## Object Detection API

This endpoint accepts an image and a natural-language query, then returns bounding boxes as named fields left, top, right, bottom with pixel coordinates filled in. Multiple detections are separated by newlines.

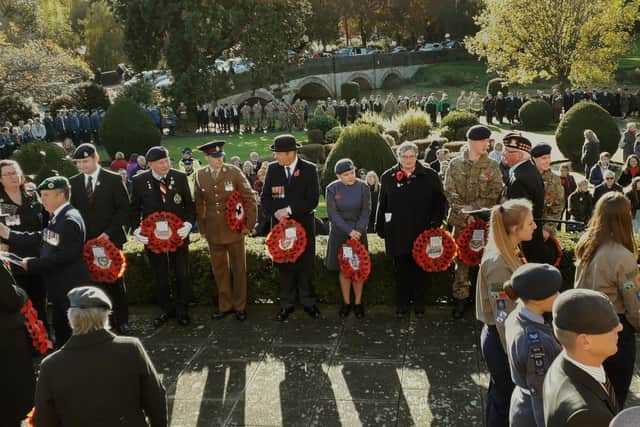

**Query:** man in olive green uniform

left=240, top=102, right=252, bottom=133
left=195, top=140, right=257, bottom=321
left=383, top=94, right=396, bottom=120
left=264, top=101, right=275, bottom=131
left=531, top=143, right=565, bottom=237
left=278, top=99, right=289, bottom=131
left=252, top=102, right=263, bottom=133
left=445, top=125, right=504, bottom=319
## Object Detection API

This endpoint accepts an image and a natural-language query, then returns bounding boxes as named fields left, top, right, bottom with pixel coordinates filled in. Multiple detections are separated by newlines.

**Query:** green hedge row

left=122, top=233, right=580, bottom=306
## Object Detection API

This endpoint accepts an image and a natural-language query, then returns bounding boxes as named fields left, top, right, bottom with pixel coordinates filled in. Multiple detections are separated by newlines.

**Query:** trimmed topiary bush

left=48, top=95, right=79, bottom=115
left=321, top=124, right=397, bottom=189
left=0, top=94, right=34, bottom=122
left=439, top=111, right=479, bottom=141
left=556, top=101, right=620, bottom=163
left=100, top=97, right=161, bottom=159
left=118, top=79, right=160, bottom=107
left=398, top=110, right=431, bottom=142
left=11, top=141, right=77, bottom=184
left=72, top=83, right=111, bottom=111
left=324, top=126, right=343, bottom=145
left=353, top=111, right=385, bottom=134
left=519, top=99, right=553, bottom=130
left=340, top=81, right=360, bottom=101
left=486, top=78, right=509, bottom=96
left=382, top=133, right=396, bottom=147
left=306, top=114, right=340, bottom=136
left=298, top=143, right=326, bottom=164
left=306, top=128, right=324, bottom=145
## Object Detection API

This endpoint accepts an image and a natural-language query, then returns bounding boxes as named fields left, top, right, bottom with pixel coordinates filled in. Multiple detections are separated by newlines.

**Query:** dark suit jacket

left=593, top=182, right=623, bottom=204
left=260, top=158, right=320, bottom=269
left=9, top=204, right=89, bottom=298
left=543, top=356, right=617, bottom=427
left=34, top=329, right=167, bottom=427
left=70, top=168, right=130, bottom=248
left=129, top=169, right=196, bottom=231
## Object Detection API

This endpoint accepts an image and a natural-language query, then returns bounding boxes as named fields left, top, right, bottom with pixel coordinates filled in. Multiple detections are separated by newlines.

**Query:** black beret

left=181, top=147, right=192, bottom=154
left=72, top=143, right=97, bottom=159
left=270, top=134, right=301, bottom=152
left=334, top=158, right=355, bottom=175
left=502, top=133, right=532, bottom=153
left=197, top=140, right=225, bottom=158
left=37, top=176, right=69, bottom=192
left=145, top=146, right=169, bottom=162
left=67, top=286, right=112, bottom=310
left=530, top=143, right=552, bottom=158
left=466, top=125, right=492, bottom=141
left=553, top=289, right=620, bottom=334
left=511, top=263, right=561, bottom=300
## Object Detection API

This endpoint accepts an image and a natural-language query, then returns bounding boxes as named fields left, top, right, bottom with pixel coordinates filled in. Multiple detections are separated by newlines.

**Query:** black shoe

left=353, top=304, right=365, bottom=319
left=396, top=309, right=408, bottom=319
left=211, top=309, right=234, bottom=320
left=303, top=305, right=321, bottom=319
left=153, top=313, right=171, bottom=328
left=452, top=298, right=467, bottom=320
left=414, top=309, right=425, bottom=319
left=338, top=304, right=352, bottom=318
left=118, top=323, right=131, bottom=335
left=235, top=310, right=247, bottom=321
left=276, top=307, right=294, bottom=321
left=177, top=313, right=191, bottom=326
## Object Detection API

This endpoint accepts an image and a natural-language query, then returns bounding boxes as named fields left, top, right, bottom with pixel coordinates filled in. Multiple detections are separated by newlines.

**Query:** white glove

left=177, top=222, right=192, bottom=239
left=133, top=227, right=149, bottom=245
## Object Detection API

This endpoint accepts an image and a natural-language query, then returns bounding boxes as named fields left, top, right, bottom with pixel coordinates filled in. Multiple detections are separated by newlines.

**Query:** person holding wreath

left=375, top=141, right=447, bottom=319
left=325, top=158, right=371, bottom=319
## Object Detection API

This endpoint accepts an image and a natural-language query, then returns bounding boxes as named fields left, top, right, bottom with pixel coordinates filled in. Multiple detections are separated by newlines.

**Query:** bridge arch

left=380, top=69, right=403, bottom=89
left=348, top=72, right=374, bottom=91
left=233, top=89, right=275, bottom=105
left=294, top=76, right=335, bottom=100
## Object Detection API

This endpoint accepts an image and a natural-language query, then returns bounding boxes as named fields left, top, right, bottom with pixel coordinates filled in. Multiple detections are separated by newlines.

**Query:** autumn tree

left=81, top=0, right=127, bottom=71
left=466, top=0, right=640, bottom=87
left=305, top=0, right=341, bottom=48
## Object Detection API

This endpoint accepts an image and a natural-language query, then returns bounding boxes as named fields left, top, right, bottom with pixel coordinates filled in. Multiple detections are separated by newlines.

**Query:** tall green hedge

left=398, top=110, right=431, bottom=141
left=439, top=111, right=479, bottom=140
left=519, top=99, right=553, bottom=130
left=0, top=94, right=34, bottom=122
left=11, top=141, right=77, bottom=183
left=306, top=114, right=340, bottom=136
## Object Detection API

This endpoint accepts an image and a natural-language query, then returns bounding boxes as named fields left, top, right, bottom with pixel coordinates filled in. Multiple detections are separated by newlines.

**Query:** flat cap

left=270, top=134, right=301, bottom=152
left=334, top=158, right=355, bottom=175
left=145, top=146, right=169, bottom=162
left=466, top=125, right=492, bottom=141
left=197, top=140, right=225, bottom=158
left=530, top=143, right=552, bottom=158
left=67, top=286, right=112, bottom=310
left=502, top=133, right=532, bottom=153
left=553, top=289, right=620, bottom=334
left=72, top=143, right=97, bottom=159
left=511, top=263, right=561, bottom=300
left=37, top=176, right=69, bottom=192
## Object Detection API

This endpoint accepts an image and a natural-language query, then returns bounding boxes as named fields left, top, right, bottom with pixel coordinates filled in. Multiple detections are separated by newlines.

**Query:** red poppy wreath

left=20, top=299, right=52, bottom=355
left=412, top=228, right=457, bottom=272
left=266, top=218, right=307, bottom=263
left=83, top=237, right=127, bottom=283
left=456, top=220, right=489, bottom=266
left=338, top=238, right=371, bottom=283
left=140, top=211, right=185, bottom=254
left=226, top=190, right=248, bottom=233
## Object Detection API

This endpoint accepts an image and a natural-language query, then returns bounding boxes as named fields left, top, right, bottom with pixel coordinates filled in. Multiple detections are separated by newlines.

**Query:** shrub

left=353, top=111, right=385, bottom=134
left=439, top=111, right=479, bottom=140
left=384, top=129, right=400, bottom=142
left=340, top=81, right=360, bottom=101
left=118, top=79, right=160, bottom=106
left=324, top=126, right=343, bottom=145
left=382, top=133, right=396, bottom=147
left=298, top=143, right=326, bottom=164
left=486, top=78, right=509, bottom=96
left=519, top=99, right=553, bottom=130
left=48, top=95, right=79, bottom=115
left=444, top=141, right=467, bottom=153
left=306, top=128, right=324, bottom=145
left=556, top=101, right=620, bottom=163
left=398, top=109, right=431, bottom=141
left=306, top=114, right=340, bottom=136
left=321, top=124, right=397, bottom=189
left=100, top=97, right=161, bottom=159
left=72, top=83, right=111, bottom=111
left=0, top=95, right=35, bottom=122
left=11, top=141, right=77, bottom=184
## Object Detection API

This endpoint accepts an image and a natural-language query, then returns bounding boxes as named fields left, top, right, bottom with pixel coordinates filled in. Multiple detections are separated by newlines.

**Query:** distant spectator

left=126, top=153, right=139, bottom=177
left=429, top=148, right=450, bottom=174
left=625, top=176, right=640, bottom=233
left=617, top=154, right=640, bottom=187
left=581, top=129, right=600, bottom=177
left=621, top=122, right=636, bottom=161
left=588, top=151, right=612, bottom=187
left=110, top=151, right=128, bottom=172
left=559, top=163, right=577, bottom=220
left=230, top=156, right=241, bottom=168
left=423, top=140, right=440, bottom=164
left=568, top=179, right=593, bottom=230
left=366, top=170, right=380, bottom=233
left=593, top=170, right=623, bottom=203
left=249, top=151, right=260, bottom=173
left=242, top=160, right=256, bottom=186
left=488, top=141, right=503, bottom=162
left=31, top=118, right=47, bottom=141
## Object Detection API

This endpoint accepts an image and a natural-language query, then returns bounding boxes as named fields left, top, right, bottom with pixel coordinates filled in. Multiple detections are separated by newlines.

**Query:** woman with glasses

left=593, top=170, right=623, bottom=204
left=0, top=160, right=47, bottom=323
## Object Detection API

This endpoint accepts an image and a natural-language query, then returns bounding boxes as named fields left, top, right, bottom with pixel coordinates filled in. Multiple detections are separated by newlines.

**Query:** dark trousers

left=604, top=315, right=636, bottom=408
left=96, top=278, right=129, bottom=328
left=146, top=245, right=191, bottom=315
left=50, top=291, right=72, bottom=348
left=393, top=254, right=427, bottom=311
left=277, top=263, right=315, bottom=309
left=14, top=272, right=47, bottom=325
left=481, top=324, right=514, bottom=427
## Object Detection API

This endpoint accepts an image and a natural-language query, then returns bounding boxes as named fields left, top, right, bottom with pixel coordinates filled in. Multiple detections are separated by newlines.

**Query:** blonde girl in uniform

left=476, top=198, right=537, bottom=427
left=574, top=191, right=640, bottom=408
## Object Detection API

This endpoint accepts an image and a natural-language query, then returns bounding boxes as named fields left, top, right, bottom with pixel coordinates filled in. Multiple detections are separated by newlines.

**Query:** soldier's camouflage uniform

left=541, top=169, right=565, bottom=236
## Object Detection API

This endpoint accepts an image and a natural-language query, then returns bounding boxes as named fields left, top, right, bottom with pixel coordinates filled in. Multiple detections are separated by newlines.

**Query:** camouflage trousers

left=452, top=226, right=471, bottom=300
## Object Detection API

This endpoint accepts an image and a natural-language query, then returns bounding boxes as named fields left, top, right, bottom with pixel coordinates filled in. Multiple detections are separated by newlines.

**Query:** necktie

left=604, top=377, right=619, bottom=412
left=286, top=166, right=292, bottom=183
left=158, top=177, right=167, bottom=203
left=86, top=176, right=93, bottom=200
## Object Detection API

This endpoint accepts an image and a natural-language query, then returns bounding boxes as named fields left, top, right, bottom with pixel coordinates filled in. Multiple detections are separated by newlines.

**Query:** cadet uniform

left=195, top=141, right=257, bottom=320
left=574, top=240, right=640, bottom=408
left=445, top=126, right=503, bottom=313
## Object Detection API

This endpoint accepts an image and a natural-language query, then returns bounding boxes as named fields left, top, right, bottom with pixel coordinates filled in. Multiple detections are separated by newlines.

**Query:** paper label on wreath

left=342, top=245, right=353, bottom=259
left=348, top=254, right=360, bottom=270
left=279, top=226, right=297, bottom=250
left=234, top=203, right=244, bottom=220
left=154, top=220, right=171, bottom=240
left=427, top=236, right=443, bottom=259
left=470, top=229, right=485, bottom=252
left=92, top=245, right=112, bottom=269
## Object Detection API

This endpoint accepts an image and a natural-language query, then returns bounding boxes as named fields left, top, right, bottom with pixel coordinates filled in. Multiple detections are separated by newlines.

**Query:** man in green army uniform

left=264, top=101, right=275, bottom=131
left=456, top=90, right=469, bottom=112
left=444, top=125, right=504, bottom=319
left=314, top=100, right=326, bottom=117
left=383, top=94, right=396, bottom=120
left=278, top=99, right=289, bottom=131
left=252, top=102, right=263, bottom=133
left=240, top=102, right=252, bottom=133
left=326, top=99, right=336, bottom=119
left=531, top=143, right=565, bottom=237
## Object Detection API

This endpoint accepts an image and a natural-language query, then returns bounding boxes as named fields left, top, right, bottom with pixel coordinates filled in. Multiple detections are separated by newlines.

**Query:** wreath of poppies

left=83, top=237, right=127, bottom=283
left=225, top=190, right=248, bottom=233
left=412, top=228, right=457, bottom=272
left=140, top=211, right=185, bottom=254
left=456, top=220, right=489, bottom=266
left=265, top=218, right=307, bottom=263
left=20, top=300, right=52, bottom=355
left=338, top=239, right=371, bottom=283
left=546, top=235, right=563, bottom=267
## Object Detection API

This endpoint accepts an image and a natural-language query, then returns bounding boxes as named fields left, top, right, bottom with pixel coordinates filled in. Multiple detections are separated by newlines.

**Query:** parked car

left=335, top=47, right=371, bottom=56
left=418, top=43, right=444, bottom=52
left=390, top=46, right=407, bottom=54
left=442, top=40, right=463, bottom=49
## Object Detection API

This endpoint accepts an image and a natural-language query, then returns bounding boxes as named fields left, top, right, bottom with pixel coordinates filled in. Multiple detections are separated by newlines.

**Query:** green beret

left=37, top=176, right=70, bottom=192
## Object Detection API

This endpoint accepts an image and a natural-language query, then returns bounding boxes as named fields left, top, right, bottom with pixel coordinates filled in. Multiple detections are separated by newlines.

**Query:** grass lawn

left=618, top=38, right=640, bottom=72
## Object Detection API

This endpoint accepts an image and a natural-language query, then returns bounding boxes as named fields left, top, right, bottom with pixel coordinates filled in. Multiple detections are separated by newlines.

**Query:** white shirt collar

left=84, top=166, right=101, bottom=187
left=52, top=202, right=71, bottom=219
left=563, top=351, right=607, bottom=385
left=284, top=156, right=298, bottom=174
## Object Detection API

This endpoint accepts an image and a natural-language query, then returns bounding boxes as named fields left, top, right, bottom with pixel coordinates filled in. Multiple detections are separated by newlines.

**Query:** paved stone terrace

left=128, top=305, right=640, bottom=427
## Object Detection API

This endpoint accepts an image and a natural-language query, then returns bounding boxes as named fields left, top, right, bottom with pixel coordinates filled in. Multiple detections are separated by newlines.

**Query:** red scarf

left=630, top=166, right=640, bottom=177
